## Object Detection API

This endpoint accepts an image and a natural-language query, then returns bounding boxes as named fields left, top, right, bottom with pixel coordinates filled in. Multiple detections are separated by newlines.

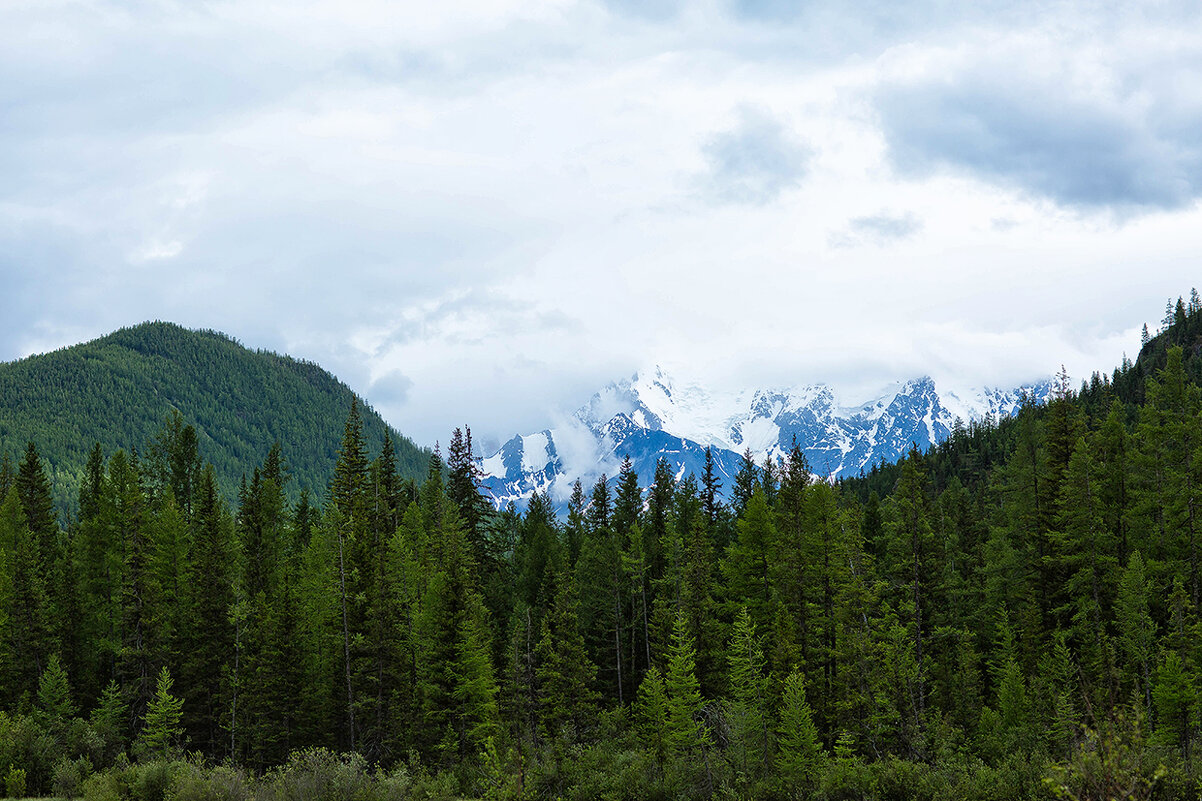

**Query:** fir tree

left=138, top=666, right=184, bottom=759
left=701, top=446, right=726, bottom=546
left=34, top=653, right=75, bottom=736
left=636, top=667, right=669, bottom=772
left=664, top=610, right=710, bottom=755
left=179, top=466, right=235, bottom=756
left=776, top=670, right=822, bottom=798
left=723, top=489, right=776, bottom=633
left=1115, top=551, right=1156, bottom=712
left=731, top=448, right=759, bottom=520
left=3, top=486, right=50, bottom=699
left=535, top=570, right=597, bottom=741
left=447, top=426, right=491, bottom=565
left=725, top=607, right=770, bottom=783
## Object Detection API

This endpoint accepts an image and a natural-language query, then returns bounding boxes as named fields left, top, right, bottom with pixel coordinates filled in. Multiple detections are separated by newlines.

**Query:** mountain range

left=479, top=367, right=1052, bottom=510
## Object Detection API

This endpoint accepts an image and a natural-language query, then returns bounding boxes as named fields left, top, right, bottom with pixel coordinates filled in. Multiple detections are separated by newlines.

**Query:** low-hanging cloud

left=699, top=108, right=811, bottom=205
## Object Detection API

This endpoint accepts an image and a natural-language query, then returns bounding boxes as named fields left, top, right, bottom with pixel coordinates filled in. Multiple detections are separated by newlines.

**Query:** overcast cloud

left=2, top=0, right=1201, bottom=448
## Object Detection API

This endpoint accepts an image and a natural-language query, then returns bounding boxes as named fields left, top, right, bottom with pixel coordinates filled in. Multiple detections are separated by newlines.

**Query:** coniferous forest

left=6, top=296, right=1202, bottom=800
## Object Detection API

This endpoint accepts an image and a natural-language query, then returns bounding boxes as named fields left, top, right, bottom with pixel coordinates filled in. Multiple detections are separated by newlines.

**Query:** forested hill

left=0, top=321, right=428, bottom=513
left=843, top=291, right=1202, bottom=502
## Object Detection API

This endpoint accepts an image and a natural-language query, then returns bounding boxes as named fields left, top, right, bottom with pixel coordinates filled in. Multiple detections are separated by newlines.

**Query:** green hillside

left=0, top=321, right=428, bottom=514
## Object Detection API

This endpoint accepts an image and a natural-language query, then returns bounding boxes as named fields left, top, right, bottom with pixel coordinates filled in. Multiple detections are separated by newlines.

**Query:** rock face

left=480, top=366, right=1051, bottom=512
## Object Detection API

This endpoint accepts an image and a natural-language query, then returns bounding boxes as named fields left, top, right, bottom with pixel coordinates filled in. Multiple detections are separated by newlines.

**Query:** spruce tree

left=776, top=670, right=822, bottom=798
left=722, top=488, right=776, bottom=633
left=3, top=486, right=49, bottom=700
left=664, top=610, right=710, bottom=755
left=34, top=653, right=75, bottom=736
left=16, top=442, right=57, bottom=559
left=701, top=446, right=727, bottom=547
left=731, top=448, right=759, bottom=520
left=1115, top=551, right=1156, bottom=711
left=138, top=666, right=184, bottom=759
left=180, top=466, right=235, bottom=757
left=636, top=667, right=669, bottom=772
left=535, top=570, right=597, bottom=741
left=447, top=426, right=491, bottom=565
left=725, top=607, right=770, bottom=783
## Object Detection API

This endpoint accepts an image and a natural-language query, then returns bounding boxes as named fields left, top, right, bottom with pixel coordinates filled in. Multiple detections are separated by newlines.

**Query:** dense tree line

left=5, top=298, right=1202, bottom=799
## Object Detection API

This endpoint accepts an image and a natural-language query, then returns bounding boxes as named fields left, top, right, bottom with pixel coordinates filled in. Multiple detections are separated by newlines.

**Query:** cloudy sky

left=4, top=0, right=1202, bottom=451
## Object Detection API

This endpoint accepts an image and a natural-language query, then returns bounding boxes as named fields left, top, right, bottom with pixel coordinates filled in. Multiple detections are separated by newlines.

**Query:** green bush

left=260, top=747, right=385, bottom=801
left=0, top=712, right=54, bottom=794
left=82, top=758, right=188, bottom=801
left=5, top=764, right=27, bottom=798
left=167, top=763, right=253, bottom=801
left=53, top=755, right=94, bottom=799
left=398, top=767, right=456, bottom=800
left=567, top=744, right=668, bottom=801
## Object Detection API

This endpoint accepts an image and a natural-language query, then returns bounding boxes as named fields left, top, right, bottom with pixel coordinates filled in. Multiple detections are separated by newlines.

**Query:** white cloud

left=2, top=0, right=1200, bottom=448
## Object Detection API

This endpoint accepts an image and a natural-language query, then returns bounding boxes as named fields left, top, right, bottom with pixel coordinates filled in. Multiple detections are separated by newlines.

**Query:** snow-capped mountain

left=479, top=367, right=1051, bottom=511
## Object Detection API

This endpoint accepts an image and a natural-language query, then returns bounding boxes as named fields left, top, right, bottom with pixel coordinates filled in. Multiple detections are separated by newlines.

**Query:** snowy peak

left=480, top=369, right=1051, bottom=511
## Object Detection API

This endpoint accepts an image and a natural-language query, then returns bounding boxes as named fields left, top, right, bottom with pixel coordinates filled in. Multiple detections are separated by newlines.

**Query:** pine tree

left=723, top=488, right=776, bottom=633
left=3, top=486, right=50, bottom=700
left=664, top=610, right=710, bottom=755
left=179, top=466, right=235, bottom=757
left=91, top=679, right=129, bottom=761
left=884, top=448, right=933, bottom=724
left=447, top=426, right=491, bottom=566
left=34, top=653, right=75, bottom=737
left=731, top=448, right=759, bottom=520
left=1115, top=551, right=1156, bottom=711
left=137, top=666, right=184, bottom=759
left=725, top=607, right=770, bottom=783
left=776, top=670, right=822, bottom=798
left=636, top=667, right=669, bottom=772
left=535, top=570, right=597, bottom=741
left=701, top=446, right=727, bottom=547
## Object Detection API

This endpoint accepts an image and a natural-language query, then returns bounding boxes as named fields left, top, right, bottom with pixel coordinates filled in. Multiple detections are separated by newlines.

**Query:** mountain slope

left=0, top=321, right=428, bottom=512
left=481, top=368, right=1051, bottom=510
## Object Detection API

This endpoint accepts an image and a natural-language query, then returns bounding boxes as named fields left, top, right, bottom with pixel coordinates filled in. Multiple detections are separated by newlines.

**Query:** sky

left=3, top=0, right=1202, bottom=452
